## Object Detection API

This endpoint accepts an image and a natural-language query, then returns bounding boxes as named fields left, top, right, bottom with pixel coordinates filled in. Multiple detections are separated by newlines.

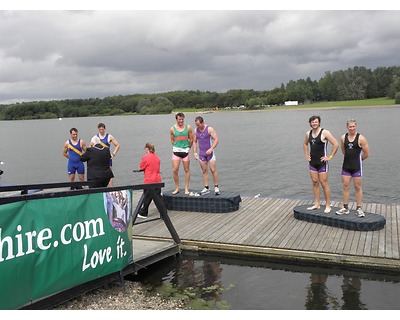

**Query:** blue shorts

left=68, top=161, right=85, bottom=175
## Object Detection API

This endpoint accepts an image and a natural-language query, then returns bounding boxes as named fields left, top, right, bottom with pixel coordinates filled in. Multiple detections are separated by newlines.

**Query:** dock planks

left=132, top=196, right=400, bottom=272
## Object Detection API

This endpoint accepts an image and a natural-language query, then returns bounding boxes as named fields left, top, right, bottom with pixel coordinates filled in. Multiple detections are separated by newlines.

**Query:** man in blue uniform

left=63, top=128, right=87, bottom=188
left=91, top=123, right=120, bottom=186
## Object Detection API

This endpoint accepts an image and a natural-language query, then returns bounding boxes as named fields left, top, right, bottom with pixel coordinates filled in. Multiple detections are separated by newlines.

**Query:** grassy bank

left=174, top=97, right=397, bottom=114
left=297, top=97, right=396, bottom=108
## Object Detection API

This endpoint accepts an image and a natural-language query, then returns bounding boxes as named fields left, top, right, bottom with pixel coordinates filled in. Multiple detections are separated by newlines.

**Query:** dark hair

left=70, top=127, right=78, bottom=134
left=97, top=123, right=106, bottom=129
left=308, top=115, right=321, bottom=124
left=175, top=112, right=185, bottom=119
left=195, top=116, right=204, bottom=123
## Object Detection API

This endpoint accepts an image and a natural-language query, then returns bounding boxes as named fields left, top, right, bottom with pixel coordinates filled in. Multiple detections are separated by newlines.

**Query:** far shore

left=182, top=103, right=400, bottom=114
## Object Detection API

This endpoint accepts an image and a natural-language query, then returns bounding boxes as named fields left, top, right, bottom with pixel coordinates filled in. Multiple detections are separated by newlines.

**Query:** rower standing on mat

left=170, top=112, right=193, bottom=195
left=192, top=116, right=220, bottom=195
left=336, top=119, right=370, bottom=217
left=303, top=115, right=338, bottom=213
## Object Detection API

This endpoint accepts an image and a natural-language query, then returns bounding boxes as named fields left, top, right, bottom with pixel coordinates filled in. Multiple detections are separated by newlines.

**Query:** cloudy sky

left=0, top=4, right=399, bottom=104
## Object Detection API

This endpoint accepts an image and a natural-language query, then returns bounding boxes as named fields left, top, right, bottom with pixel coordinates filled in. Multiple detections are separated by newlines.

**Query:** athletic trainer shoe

left=336, top=207, right=350, bottom=215
left=201, top=188, right=210, bottom=195
left=356, top=208, right=365, bottom=218
left=214, top=187, right=220, bottom=195
left=137, top=214, right=148, bottom=219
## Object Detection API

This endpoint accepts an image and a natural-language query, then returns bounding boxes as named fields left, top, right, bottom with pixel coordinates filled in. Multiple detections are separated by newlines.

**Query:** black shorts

left=173, top=151, right=189, bottom=159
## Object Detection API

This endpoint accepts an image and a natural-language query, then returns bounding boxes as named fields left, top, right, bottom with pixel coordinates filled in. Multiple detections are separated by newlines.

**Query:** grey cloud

left=1, top=10, right=400, bottom=103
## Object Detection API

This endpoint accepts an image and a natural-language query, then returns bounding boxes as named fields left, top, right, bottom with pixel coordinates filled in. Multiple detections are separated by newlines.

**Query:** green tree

left=387, top=75, right=400, bottom=99
left=395, top=92, right=400, bottom=104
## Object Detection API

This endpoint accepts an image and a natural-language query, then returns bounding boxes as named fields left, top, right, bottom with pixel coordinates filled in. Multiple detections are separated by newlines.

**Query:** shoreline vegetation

left=2, top=65, right=400, bottom=120
left=0, top=97, right=397, bottom=121
left=183, top=97, right=398, bottom=114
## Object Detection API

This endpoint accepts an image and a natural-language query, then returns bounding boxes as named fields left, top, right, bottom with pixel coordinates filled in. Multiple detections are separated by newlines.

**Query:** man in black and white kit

left=303, top=115, right=339, bottom=214
left=336, top=119, right=369, bottom=217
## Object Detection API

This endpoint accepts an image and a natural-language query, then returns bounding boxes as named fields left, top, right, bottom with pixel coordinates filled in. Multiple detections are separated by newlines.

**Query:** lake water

left=1, top=106, right=399, bottom=204
left=138, top=252, right=400, bottom=310
left=1, top=106, right=400, bottom=309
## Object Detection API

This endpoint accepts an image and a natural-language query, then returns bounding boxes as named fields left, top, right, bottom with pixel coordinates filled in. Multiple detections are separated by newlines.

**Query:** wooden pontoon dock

left=2, top=182, right=397, bottom=309
left=133, top=196, right=400, bottom=273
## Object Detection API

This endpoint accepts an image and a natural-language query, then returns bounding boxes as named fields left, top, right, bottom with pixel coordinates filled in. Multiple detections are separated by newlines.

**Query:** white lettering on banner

left=37, top=228, right=52, bottom=250
left=60, top=218, right=105, bottom=245
left=82, top=244, right=112, bottom=271
left=15, top=225, right=25, bottom=257
left=0, top=218, right=106, bottom=264
left=81, top=236, right=129, bottom=271
left=0, top=225, right=39, bottom=262
left=116, top=236, right=127, bottom=259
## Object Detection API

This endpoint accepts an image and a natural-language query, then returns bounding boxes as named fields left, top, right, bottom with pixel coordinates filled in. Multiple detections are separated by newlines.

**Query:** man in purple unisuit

left=192, top=116, right=220, bottom=195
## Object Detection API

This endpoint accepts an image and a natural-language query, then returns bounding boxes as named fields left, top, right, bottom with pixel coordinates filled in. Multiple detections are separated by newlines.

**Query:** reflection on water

left=306, top=273, right=331, bottom=310
left=305, top=274, right=366, bottom=310
left=341, top=276, right=366, bottom=310
left=135, top=252, right=400, bottom=310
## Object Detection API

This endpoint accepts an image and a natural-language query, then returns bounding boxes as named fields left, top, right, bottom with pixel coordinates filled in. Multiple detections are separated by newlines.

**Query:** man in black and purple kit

left=336, top=119, right=369, bottom=217
left=303, top=115, right=338, bottom=213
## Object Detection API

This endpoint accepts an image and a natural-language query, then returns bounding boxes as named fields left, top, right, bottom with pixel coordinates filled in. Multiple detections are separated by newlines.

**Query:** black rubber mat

left=293, top=204, right=386, bottom=231
left=163, top=190, right=242, bottom=213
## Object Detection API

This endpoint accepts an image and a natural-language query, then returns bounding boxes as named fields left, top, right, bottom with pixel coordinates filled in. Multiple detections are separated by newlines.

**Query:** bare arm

left=322, top=129, right=339, bottom=161
left=187, top=125, right=193, bottom=148
left=192, top=128, right=198, bottom=158
left=81, top=139, right=87, bottom=153
left=109, top=134, right=120, bottom=157
left=170, top=126, right=175, bottom=145
left=207, top=126, right=219, bottom=154
left=340, top=135, right=345, bottom=155
left=63, top=141, right=69, bottom=158
left=303, top=132, right=310, bottom=161
left=359, top=135, right=369, bottom=160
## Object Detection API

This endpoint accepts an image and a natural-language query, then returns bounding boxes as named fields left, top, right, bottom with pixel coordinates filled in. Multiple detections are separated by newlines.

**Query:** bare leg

left=307, top=170, right=321, bottom=210
left=199, top=161, right=209, bottom=187
left=319, top=172, right=331, bottom=213
left=341, top=175, right=352, bottom=205
left=209, top=160, right=218, bottom=187
left=353, top=177, right=363, bottom=206
left=182, top=160, right=190, bottom=194
left=77, top=173, right=85, bottom=188
left=172, top=159, right=181, bottom=194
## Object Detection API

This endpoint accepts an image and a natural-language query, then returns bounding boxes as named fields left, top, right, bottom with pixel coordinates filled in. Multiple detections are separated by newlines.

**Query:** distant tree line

left=1, top=65, right=400, bottom=120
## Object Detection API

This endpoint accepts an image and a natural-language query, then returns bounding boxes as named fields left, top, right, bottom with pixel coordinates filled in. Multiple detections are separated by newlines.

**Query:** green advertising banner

left=0, top=190, right=133, bottom=310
